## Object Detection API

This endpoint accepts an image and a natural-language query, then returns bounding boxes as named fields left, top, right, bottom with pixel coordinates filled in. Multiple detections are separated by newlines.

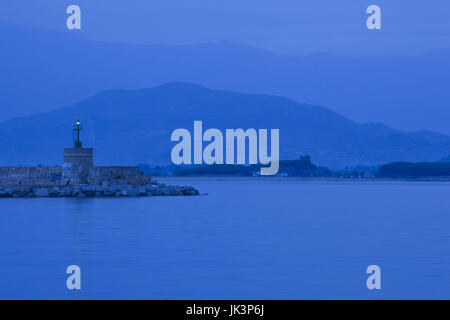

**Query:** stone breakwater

left=0, top=182, right=200, bottom=198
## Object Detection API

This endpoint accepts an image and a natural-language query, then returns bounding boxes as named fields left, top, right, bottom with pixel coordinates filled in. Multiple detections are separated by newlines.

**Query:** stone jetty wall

left=0, top=167, right=63, bottom=186
left=88, top=167, right=151, bottom=185
left=0, top=166, right=200, bottom=198
left=0, top=166, right=151, bottom=187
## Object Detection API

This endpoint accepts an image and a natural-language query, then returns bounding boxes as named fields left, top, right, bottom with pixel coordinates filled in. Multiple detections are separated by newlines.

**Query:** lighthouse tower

left=62, top=120, right=93, bottom=184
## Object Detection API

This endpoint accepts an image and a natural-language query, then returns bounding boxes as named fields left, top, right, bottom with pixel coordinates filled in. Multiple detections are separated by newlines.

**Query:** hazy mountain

left=1, top=21, right=450, bottom=134
left=0, top=82, right=449, bottom=169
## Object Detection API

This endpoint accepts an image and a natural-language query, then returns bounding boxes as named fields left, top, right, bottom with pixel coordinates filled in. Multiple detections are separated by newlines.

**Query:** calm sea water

left=0, top=179, right=449, bottom=299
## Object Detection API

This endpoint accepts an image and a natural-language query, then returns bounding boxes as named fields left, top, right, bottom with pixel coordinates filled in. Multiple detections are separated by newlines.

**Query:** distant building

left=362, top=172, right=375, bottom=178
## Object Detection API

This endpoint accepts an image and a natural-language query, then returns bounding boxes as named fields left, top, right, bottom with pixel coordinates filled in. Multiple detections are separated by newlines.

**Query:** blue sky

left=1, top=0, right=449, bottom=57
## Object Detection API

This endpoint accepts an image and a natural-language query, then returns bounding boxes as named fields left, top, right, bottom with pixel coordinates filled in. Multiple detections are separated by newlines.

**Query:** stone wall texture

left=0, top=167, right=63, bottom=186
left=63, top=148, right=94, bottom=169
left=88, top=166, right=151, bottom=186
left=0, top=166, right=151, bottom=186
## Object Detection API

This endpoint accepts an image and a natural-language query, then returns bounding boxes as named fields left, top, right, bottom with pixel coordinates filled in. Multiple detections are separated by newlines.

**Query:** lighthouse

left=63, top=120, right=94, bottom=184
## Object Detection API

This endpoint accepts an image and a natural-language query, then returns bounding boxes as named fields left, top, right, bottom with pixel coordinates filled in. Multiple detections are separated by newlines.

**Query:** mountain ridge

left=0, top=82, right=449, bottom=169
left=1, top=21, right=450, bottom=133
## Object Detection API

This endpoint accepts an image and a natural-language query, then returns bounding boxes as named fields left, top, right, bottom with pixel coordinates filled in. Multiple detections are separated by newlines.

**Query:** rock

left=61, top=187, right=73, bottom=197
left=103, top=189, right=114, bottom=197
left=101, top=181, right=110, bottom=187
left=149, top=186, right=164, bottom=196
left=103, top=185, right=116, bottom=197
left=12, top=192, right=22, bottom=198
left=137, top=186, right=149, bottom=196
left=93, top=186, right=105, bottom=197
left=34, top=188, right=49, bottom=197
left=181, top=186, right=200, bottom=196
left=71, top=186, right=79, bottom=196
left=4, top=188, right=14, bottom=197
left=165, top=186, right=182, bottom=196
left=126, top=187, right=139, bottom=197
left=49, top=187, right=61, bottom=197
left=80, top=185, right=96, bottom=196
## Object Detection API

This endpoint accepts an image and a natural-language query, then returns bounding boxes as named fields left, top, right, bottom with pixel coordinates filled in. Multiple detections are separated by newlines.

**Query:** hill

left=1, top=21, right=450, bottom=133
left=0, top=82, right=449, bottom=169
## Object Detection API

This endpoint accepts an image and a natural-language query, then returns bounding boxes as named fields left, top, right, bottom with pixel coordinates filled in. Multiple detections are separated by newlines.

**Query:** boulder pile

left=0, top=182, right=200, bottom=198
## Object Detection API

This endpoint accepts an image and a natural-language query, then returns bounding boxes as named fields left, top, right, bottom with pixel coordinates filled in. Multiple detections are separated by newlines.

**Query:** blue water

left=0, top=179, right=449, bottom=299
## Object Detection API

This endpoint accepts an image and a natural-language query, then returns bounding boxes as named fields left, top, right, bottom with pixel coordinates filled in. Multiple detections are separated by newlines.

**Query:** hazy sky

left=1, top=0, right=449, bottom=57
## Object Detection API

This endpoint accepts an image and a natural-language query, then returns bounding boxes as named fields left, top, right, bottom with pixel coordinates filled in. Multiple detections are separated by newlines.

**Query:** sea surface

left=0, top=178, right=449, bottom=299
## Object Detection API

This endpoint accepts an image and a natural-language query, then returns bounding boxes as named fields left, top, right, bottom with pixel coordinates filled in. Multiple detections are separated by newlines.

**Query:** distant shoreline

left=155, top=176, right=450, bottom=183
